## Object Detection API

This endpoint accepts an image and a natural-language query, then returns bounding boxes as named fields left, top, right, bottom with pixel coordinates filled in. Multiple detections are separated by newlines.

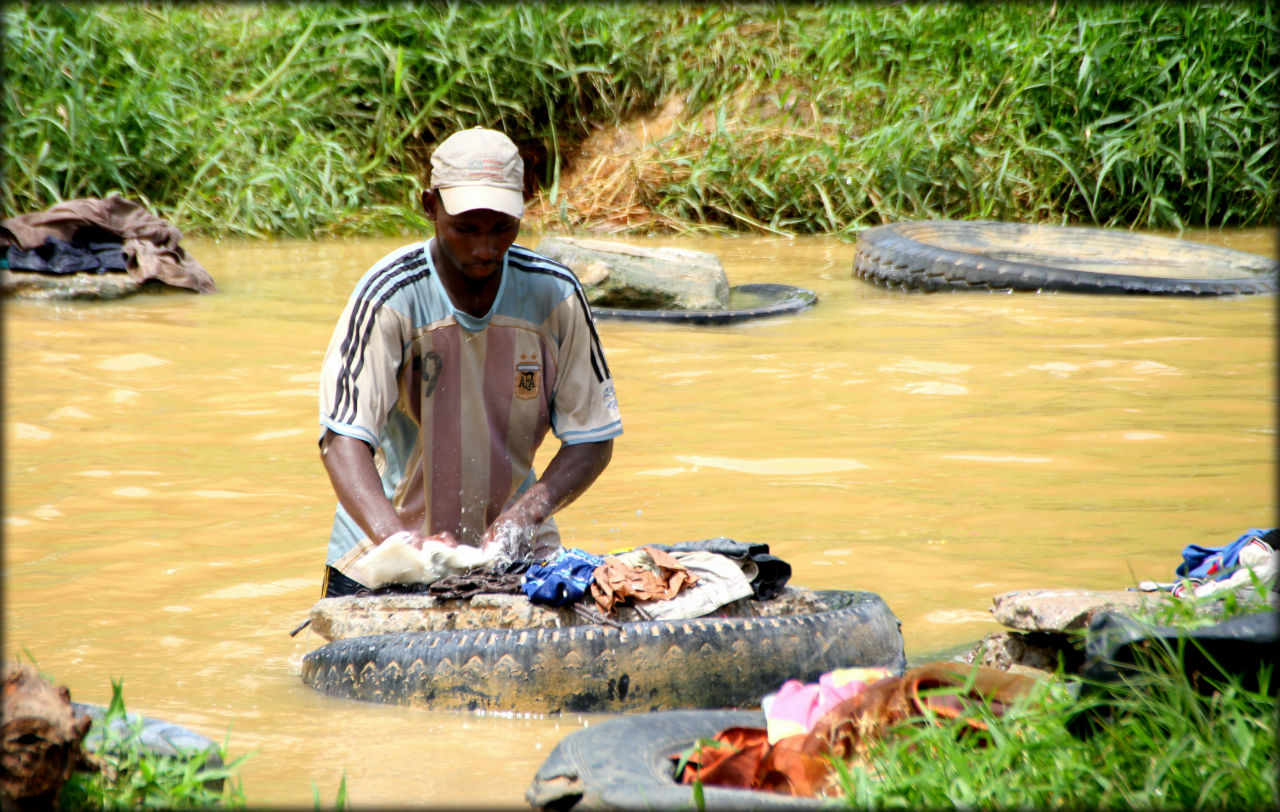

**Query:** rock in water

left=990, top=589, right=1161, bottom=632
left=536, top=236, right=730, bottom=311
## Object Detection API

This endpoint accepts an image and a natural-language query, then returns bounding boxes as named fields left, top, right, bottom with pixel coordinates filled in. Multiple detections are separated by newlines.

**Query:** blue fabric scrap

left=522, top=547, right=604, bottom=606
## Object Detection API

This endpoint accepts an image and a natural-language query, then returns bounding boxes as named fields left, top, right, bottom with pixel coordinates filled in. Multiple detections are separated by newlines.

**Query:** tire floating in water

left=526, top=709, right=824, bottom=811
left=71, top=701, right=225, bottom=791
left=591, top=283, right=818, bottom=323
left=71, top=702, right=224, bottom=766
left=301, top=589, right=905, bottom=713
left=852, top=220, right=1279, bottom=295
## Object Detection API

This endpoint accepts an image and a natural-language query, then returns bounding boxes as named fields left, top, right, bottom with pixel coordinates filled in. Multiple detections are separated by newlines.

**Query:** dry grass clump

left=533, top=78, right=855, bottom=235
left=527, top=94, right=689, bottom=233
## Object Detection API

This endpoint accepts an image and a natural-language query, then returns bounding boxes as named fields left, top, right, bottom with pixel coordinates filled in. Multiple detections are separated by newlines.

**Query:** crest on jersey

left=515, top=353, right=540, bottom=400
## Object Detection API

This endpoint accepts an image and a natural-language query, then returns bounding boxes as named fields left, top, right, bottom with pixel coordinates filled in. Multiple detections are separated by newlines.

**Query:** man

left=317, top=127, right=622, bottom=597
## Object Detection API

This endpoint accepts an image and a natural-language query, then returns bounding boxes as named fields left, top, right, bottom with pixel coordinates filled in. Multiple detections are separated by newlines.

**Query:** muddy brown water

left=4, top=228, right=1275, bottom=807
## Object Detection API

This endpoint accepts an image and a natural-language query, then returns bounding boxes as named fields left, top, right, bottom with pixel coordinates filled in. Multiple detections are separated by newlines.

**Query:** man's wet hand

left=481, top=512, right=537, bottom=561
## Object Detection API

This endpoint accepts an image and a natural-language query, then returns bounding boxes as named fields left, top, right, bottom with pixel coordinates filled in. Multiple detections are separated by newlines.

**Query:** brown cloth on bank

left=590, top=546, right=699, bottom=615
left=1, top=195, right=216, bottom=293
left=676, top=662, right=1040, bottom=798
left=1, top=661, right=97, bottom=811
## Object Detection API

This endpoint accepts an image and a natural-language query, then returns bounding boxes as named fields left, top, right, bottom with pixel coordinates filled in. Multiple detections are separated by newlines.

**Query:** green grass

left=12, top=651, right=352, bottom=810
left=639, top=2, right=1278, bottom=234
left=3, top=2, right=1276, bottom=237
left=59, top=678, right=247, bottom=810
left=2, top=2, right=679, bottom=236
left=1140, top=571, right=1279, bottom=629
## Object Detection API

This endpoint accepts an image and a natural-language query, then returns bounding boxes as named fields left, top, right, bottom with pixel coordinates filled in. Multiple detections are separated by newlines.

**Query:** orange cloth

left=676, top=726, right=829, bottom=797
left=590, top=546, right=698, bottom=615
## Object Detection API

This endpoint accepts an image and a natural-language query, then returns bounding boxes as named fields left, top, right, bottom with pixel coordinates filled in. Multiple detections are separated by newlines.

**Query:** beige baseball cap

left=429, top=127, right=524, bottom=218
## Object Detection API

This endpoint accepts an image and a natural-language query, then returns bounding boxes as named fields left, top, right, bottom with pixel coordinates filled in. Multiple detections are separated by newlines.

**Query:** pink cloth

left=762, top=667, right=891, bottom=744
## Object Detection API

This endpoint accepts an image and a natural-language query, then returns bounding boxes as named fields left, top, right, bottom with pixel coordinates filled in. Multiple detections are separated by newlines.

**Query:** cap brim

left=437, top=186, right=524, bottom=218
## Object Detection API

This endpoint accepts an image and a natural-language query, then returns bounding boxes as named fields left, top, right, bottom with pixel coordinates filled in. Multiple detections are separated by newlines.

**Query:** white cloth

left=631, top=550, right=756, bottom=621
left=1193, top=539, right=1278, bottom=599
left=344, top=532, right=499, bottom=589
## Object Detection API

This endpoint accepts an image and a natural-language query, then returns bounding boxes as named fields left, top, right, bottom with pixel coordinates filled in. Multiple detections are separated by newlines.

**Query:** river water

left=3, top=228, right=1275, bottom=807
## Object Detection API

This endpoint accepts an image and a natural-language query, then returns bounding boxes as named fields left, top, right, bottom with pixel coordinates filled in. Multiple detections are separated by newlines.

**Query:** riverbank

left=5, top=2, right=1275, bottom=238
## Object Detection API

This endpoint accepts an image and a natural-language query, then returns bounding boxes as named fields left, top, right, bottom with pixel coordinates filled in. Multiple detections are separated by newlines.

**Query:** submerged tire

left=71, top=701, right=224, bottom=791
left=591, top=283, right=817, bottom=323
left=301, top=589, right=904, bottom=713
left=526, top=709, right=824, bottom=811
left=853, top=220, right=1279, bottom=295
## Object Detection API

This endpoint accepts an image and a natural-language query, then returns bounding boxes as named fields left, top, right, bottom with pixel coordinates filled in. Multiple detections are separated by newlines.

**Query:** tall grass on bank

left=2, top=3, right=678, bottom=237
left=3, top=2, right=1276, bottom=237
left=636, top=2, right=1278, bottom=235
left=830, top=619, right=1277, bottom=810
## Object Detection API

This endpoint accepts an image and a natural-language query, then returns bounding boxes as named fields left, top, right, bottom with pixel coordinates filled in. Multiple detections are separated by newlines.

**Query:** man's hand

left=396, top=529, right=460, bottom=551
left=480, top=439, right=614, bottom=561
left=481, top=512, right=538, bottom=561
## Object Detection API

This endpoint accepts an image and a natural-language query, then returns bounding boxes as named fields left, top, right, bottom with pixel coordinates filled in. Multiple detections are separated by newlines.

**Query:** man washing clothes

left=317, top=127, right=622, bottom=597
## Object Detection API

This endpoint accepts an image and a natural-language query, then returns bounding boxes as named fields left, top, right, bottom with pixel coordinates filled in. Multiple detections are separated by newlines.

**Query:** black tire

left=1081, top=610, right=1279, bottom=689
left=71, top=702, right=225, bottom=774
left=526, top=709, right=825, bottom=811
left=1067, top=610, right=1279, bottom=738
left=301, top=589, right=905, bottom=713
left=853, top=220, right=1279, bottom=295
left=591, top=283, right=817, bottom=323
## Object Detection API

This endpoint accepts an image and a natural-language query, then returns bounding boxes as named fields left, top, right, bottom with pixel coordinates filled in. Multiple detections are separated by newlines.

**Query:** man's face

left=424, top=190, right=520, bottom=285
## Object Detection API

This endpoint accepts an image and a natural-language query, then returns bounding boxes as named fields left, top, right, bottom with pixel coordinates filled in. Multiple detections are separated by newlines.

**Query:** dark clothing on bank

left=1, top=195, right=215, bottom=293
left=6, top=237, right=128, bottom=274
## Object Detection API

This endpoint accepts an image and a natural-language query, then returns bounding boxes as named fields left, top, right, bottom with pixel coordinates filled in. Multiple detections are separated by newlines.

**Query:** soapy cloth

left=344, top=532, right=498, bottom=589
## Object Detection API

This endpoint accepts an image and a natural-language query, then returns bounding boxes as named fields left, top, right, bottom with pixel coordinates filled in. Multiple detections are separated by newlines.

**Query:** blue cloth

left=1176, top=529, right=1273, bottom=581
left=522, top=548, right=604, bottom=606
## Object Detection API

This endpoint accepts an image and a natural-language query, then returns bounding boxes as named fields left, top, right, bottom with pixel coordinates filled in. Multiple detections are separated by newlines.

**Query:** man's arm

left=481, top=438, right=613, bottom=556
left=319, top=431, right=419, bottom=545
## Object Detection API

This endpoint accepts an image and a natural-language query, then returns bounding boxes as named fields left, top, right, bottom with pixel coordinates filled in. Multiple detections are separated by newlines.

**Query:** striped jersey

left=319, top=240, right=622, bottom=570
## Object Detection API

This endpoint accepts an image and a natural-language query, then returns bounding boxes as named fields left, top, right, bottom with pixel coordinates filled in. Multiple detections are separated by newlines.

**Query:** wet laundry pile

left=675, top=662, right=1039, bottom=798
left=521, top=538, right=792, bottom=621
left=1169, top=528, right=1277, bottom=599
left=1133, top=528, right=1278, bottom=602
left=1, top=195, right=215, bottom=293
left=335, top=535, right=792, bottom=623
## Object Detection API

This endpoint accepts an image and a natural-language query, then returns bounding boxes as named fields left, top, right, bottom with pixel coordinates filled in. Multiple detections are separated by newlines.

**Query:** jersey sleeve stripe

left=556, top=420, right=623, bottom=444
left=318, top=414, right=380, bottom=448
left=328, top=253, right=431, bottom=426
left=333, top=266, right=430, bottom=426
left=329, top=249, right=427, bottom=422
